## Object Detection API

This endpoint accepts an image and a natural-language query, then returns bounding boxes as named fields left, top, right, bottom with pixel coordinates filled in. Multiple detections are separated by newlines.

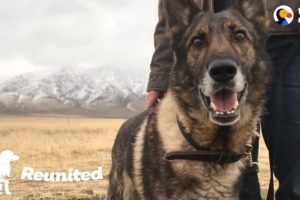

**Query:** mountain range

left=0, top=67, right=148, bottom=118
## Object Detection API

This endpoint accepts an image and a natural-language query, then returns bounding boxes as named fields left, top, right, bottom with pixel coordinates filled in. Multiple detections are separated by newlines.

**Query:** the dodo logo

left=274, top=5, right=294, bottom=26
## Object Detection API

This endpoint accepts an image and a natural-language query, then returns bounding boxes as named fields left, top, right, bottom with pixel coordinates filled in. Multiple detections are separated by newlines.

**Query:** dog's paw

left=5, top=191, right=11, bottom=195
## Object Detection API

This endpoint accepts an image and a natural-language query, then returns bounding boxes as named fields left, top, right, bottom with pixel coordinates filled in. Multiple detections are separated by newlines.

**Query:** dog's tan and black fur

left=108, top=0, right=270, bottom=199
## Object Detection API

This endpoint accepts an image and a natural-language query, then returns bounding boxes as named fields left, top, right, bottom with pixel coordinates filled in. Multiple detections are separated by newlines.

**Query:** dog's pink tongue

left=210, top=90, right=237, bottom=112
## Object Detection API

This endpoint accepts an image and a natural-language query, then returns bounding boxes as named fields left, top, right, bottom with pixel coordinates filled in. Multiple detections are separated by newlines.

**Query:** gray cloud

left=0, top=0, right=157, bottom=77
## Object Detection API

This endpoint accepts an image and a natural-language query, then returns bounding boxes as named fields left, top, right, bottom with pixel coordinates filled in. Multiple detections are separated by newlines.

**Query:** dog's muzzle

left=199, top=59, right=247, bottom=126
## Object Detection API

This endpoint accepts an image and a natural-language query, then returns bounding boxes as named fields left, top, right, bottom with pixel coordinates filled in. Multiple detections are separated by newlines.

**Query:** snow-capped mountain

left=0, top=67, right=148, bottom=118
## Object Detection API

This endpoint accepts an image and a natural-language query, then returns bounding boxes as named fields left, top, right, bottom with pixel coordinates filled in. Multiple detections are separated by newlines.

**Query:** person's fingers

left=145, top=93, right=158, bottom=110
left=145, top=91, right=161, bottom=110
left=144, top=90, right=167, bottom=110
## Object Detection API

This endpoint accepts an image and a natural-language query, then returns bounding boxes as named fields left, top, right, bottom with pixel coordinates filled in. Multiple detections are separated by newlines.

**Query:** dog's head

left=0, top=150, right=20, bottom=165
left=165, top=0, right=270, bottom=126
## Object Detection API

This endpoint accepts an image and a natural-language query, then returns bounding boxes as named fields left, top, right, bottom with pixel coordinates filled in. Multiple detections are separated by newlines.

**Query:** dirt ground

left=0, top=115, right=277, bottom=200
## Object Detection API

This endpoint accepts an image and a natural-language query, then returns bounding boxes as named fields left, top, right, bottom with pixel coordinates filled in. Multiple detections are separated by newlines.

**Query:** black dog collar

left=164, top=115, right=252, bottom=164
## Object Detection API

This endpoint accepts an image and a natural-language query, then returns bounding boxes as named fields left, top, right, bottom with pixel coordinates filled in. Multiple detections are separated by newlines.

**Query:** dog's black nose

left=209, top=59, right=237, bottom=82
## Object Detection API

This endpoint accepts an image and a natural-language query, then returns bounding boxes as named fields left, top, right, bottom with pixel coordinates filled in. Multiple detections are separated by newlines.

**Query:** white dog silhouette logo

left=0, top=150, right=19, bottom=195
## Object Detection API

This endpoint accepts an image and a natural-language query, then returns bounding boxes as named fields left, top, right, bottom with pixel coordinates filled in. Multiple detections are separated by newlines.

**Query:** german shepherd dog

left=108, top=0, right=270, bottom=199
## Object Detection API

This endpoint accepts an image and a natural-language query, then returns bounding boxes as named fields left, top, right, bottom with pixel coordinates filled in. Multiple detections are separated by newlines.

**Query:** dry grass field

left=0, top=115, right=276, bottom=200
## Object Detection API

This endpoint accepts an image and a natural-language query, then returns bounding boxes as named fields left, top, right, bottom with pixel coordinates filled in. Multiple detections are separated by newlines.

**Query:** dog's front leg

left=4, top=180, right=11, bottom=195
left=0, top=181, right=3, bottom=195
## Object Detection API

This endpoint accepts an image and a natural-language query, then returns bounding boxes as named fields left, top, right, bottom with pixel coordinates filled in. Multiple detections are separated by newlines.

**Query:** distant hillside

left=0, top=67, right=147, bottom=118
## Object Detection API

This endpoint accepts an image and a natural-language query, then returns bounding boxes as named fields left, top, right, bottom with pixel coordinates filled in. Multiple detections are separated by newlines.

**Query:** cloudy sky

left=0, top=0, right=157, bottom=77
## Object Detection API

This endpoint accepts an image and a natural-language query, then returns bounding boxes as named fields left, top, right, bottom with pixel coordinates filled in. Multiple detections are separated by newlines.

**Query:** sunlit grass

left=0, top=115, right=275, bottom=199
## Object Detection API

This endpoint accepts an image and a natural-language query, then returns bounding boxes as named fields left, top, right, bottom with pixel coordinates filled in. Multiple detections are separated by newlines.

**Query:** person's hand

left=144, top=90, right=165, bottom=110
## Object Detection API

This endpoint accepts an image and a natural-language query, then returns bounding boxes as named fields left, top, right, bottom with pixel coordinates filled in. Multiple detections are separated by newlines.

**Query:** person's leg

left=263, top=36, right=300, bottom=200
left=275, top=46, right=300, bottom=199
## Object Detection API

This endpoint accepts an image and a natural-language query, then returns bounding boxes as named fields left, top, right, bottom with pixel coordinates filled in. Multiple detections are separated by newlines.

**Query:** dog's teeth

left=216, top=112, right=220, bottom=115
left=233, top=100, right=239, bottom=109
left=220, top=112, right=224, bottom=115
left=210, top=102, right=217, bottom=111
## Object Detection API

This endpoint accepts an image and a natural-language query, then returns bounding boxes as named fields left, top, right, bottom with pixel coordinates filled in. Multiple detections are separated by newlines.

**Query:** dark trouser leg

left=275, top=47, right=300, bottom=199
left=263, top=36, right=300, bottom=200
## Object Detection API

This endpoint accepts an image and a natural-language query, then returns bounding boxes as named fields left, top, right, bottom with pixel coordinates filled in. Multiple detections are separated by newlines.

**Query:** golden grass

left=0, top=115, right=276, bottom=200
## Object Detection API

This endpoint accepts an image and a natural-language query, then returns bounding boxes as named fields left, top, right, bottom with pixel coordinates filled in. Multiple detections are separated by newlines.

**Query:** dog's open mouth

left=201, top=86, right=247, bottom=125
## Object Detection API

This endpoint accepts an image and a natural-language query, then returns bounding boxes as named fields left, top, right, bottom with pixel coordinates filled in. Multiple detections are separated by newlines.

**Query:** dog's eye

left=234, top=31, right=246, bottom=41
left=192, top=36, right=205, bottom=47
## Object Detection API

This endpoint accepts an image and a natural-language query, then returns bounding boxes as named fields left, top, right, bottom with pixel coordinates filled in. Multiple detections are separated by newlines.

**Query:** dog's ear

left=235, top=0, right=269, bottom=33
left=163, top=0, right=200, bottom=39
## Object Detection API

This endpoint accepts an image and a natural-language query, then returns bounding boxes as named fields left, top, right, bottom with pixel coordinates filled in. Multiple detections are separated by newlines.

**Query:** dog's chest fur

left=130, top=94, right=248, bottom=200
left=165, top=162, right=244, bottom=200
